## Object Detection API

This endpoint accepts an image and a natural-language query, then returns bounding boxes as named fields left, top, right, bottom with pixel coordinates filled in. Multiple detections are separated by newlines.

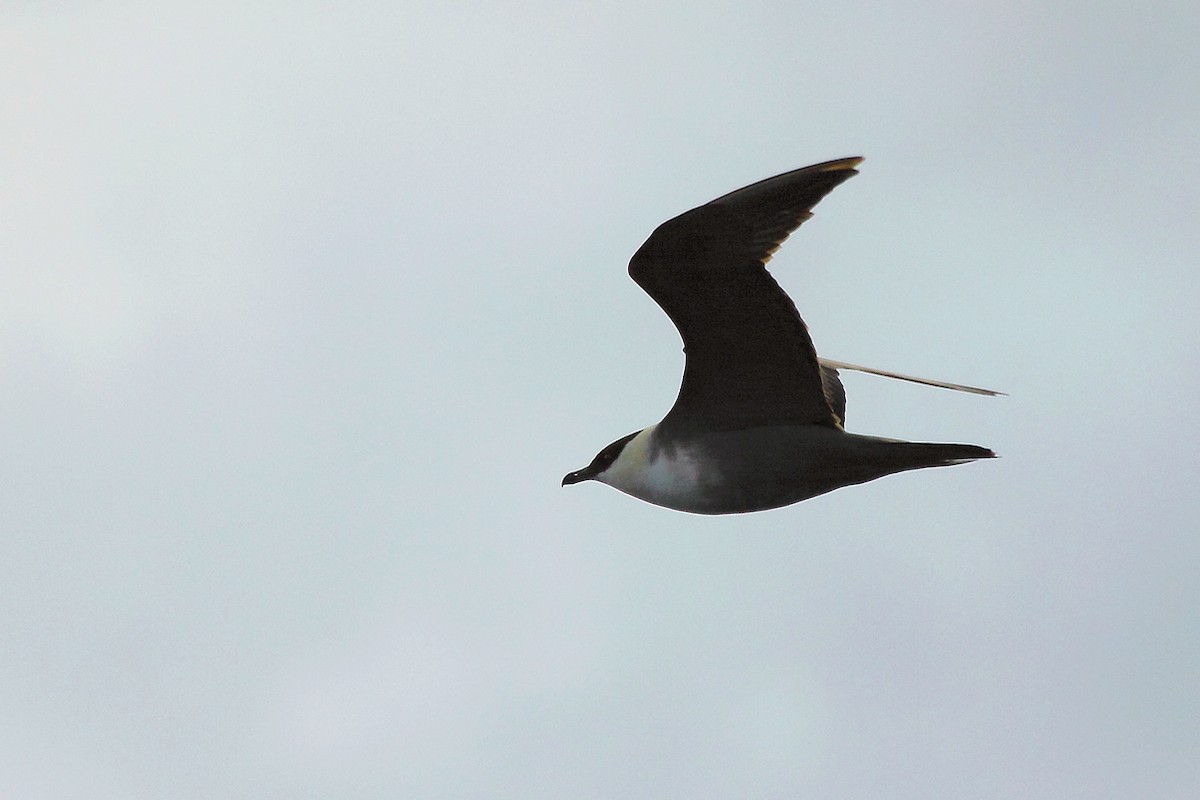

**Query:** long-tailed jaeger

left=562, top=157, right=997, bottom=514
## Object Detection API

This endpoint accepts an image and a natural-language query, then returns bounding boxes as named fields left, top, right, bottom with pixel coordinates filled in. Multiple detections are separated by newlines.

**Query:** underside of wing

left=820, top=364, right=847, bottom=426
left=628, top=158, right=862, bottom=433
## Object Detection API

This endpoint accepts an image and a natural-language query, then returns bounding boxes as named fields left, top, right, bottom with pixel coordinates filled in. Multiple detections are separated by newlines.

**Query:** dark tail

left=884, top=440, right=996, bottom=471
left=809, top=432, right=995, bottom=498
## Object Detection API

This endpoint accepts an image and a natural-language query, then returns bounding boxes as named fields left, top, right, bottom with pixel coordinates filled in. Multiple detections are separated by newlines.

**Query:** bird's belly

left=600, top=425, right=891, bottom=514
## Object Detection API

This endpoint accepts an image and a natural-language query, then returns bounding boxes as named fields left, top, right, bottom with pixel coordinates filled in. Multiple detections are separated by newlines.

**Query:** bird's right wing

left=628, top=158, right=863, bottom=433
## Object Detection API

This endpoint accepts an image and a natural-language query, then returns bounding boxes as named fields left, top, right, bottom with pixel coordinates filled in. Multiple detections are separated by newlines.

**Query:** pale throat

left=596, top=425, right=709, bottom=504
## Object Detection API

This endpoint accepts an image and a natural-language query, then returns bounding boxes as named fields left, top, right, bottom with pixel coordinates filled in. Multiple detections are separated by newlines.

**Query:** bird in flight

left=562, top=157, right=998, bottom=514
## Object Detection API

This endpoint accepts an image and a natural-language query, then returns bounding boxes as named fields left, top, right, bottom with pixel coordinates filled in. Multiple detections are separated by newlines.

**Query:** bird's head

left=562, top=430, right=640, bottom=487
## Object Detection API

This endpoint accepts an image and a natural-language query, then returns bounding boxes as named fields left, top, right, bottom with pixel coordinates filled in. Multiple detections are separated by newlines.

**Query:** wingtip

left=819, top=156, right=864, bottom=172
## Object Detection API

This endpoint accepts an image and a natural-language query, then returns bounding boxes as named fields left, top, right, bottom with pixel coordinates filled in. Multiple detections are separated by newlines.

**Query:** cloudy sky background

left=3, top=2, right=1198, bottom=797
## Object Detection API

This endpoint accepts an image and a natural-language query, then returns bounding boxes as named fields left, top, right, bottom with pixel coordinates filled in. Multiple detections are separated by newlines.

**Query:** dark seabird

left=563, top=158, right=997, bottom=514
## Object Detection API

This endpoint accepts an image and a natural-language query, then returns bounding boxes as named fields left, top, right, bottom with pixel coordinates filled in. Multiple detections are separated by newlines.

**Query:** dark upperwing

left=627, top=157, right=862, bottom=434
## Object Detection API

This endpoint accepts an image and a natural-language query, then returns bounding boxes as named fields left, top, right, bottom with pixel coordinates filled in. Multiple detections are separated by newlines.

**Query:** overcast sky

left=3, top=2, right=1198, bottom=798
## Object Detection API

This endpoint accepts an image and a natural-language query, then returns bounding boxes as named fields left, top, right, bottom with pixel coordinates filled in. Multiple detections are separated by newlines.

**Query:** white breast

left=596, top=426, right=712, bottom=511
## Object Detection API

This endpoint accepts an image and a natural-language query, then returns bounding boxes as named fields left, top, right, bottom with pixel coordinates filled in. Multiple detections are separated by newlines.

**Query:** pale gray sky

left=3, top=3, right=1198, bottom=798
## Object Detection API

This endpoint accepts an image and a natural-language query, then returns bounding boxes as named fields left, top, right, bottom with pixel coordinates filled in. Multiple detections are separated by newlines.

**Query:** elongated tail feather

left=819, top=358, right=1004, bottom=396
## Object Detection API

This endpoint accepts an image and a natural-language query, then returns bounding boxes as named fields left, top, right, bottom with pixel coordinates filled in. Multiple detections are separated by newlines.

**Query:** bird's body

left=563, top=157, right=996, bottom=514
left=592, top=423, right=990, bottom=516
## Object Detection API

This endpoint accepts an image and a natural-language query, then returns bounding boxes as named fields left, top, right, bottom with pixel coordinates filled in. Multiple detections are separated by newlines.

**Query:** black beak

left=562, top=470, right=588, bottom=486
